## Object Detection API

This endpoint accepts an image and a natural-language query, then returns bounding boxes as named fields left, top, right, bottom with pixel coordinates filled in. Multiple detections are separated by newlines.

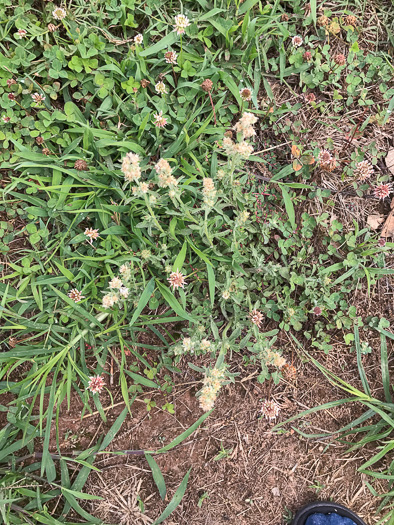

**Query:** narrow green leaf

left=139, top=32, right=178, bottom=57
left=145, top=453, right=167, bottom=500
left=153, top=469, right=192, bottom=525
left=156, top=281, right=197, bottom=323
left=129, top=278, right=155, bottom=327
left=279, top=184, right=296, bottom=229
left=173, top=241, right=187, bottom=272
left=206, top=263, right=215, bottom=308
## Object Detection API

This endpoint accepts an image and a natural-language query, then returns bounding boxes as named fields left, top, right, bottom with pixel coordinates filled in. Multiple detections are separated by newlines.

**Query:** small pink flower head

left=84, top=228, right=99, bottom=241
left=240, top=87, right=252, bottom=101
left=354, top=160, right=374, bottom=181
left=52, top=6, right=66, bottom=20
left=374, top=183, right=392, bottom=200
left=313, top=306, right=322, bottom=315
left=261, top=399, right=280, bottom=420
left=31, top=92, right=45, bottom=103
left=318, top=149, right=332, bottom=166
left=378, top=238, right=386, bottom=247
left=87, top=375, right=105, bottom=394
left=68, top=288, right=85, bottom=303
left=153, top=111, right=168, bottom=128
left=174, top=14, right=190, bottom=35
left=292, top=35, right=303, bottom=47
left=155, top=81, right=168, bottom=95
left=2, top=115, right=10, bottom=123
left=134, top=33, right=143, bottom=45
left=250, top=309, right=264, bottom=328
left=165, top=50, right=178, bottom=64
left=17, top=29, right=27, bottom=38
left=168, top=270, right=186, bottom=290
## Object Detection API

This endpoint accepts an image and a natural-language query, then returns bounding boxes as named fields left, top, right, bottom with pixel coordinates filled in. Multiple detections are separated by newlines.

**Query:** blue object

left=305, top=513, right=357, bottom=525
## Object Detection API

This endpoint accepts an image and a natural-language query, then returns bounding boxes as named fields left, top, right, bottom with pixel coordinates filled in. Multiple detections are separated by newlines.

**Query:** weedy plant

left=1, top=0, right=394, bottom=521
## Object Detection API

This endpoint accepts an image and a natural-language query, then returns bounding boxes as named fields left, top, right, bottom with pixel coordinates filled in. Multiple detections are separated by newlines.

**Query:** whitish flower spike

left=153, top=111, right=168, bottom=128
left=292, top=35, right=303, bottom=47
left=119, top=287, right=129, bottom=298
left=168, top=270, right=186, bottom=290
left=52, top=6, right=66, bottom=20
left=134, top=33, right=143, bottom=45
left=174, top=14, right=190, bottom=35
left=84, top=228, right=99, bottom=241
left=68, top=289, right=85, bottom=303
left=87, top=375, right=105, bottom=394
left=261, top=399, right=280, bottom=420
left=109, top=277, right=123, bottom=289
left=155, top=81, right=168, bottom=95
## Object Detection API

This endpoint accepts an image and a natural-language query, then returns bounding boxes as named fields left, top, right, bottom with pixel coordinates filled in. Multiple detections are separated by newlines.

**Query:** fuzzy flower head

left=374, top=183, right=392, bottom=200
left=122, top=152, right=141, bottom=183
left=52, top=6, right=66, bottom=20
left=334, top=54, right=346, bottom=66
left=109, top=277, right=123, bottom=289
left=318, top=149, right=332, bottom=166
left=68, top=288, right=85, bottom=303
left=174, top=14, right=190, bottom=35
left=155, top=158, right=172, bottom=176
left=165, top=50, right=178, bottom=64
left=134, top=33, right=143, bottom=45
left=354, top=160, right=374, bottom=181
left=155, top=81, right=168, bottom=95
left=202, top=177, right=216, bottom=206
left=234, top=112, right=258, bottom=139
left=292, top=35, right=303, bottom=47
left=87, top=375, right=105, bottom=394
left=261, top=399, right=280, bottom=420
left=119, top=286, right=129, bottom=298
left=168, top=270, right=186, bottom=290
left=31, top=93, right=45, bottom=103
left=250, top=309, right=263, bottom=328
left=153, top=111, right=168, bottom=128
left=2, top=115, right=10, bottom=123
left=102, top=292, right=119, bottom=309
left=17, top=29, right=27, bottom=38
left=84, top=228, right=99, bottom=241
left=222, top=290, right=230, bottom=300
left=240, top=87, right=252, bottom=101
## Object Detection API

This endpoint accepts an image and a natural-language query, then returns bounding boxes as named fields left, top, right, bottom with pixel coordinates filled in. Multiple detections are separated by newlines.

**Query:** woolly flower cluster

left=102, top=263, right=132, bottom=309
left=222, top=112, right=258, bottom=158
left=173, top=337, right=213, bottom=356
left=199, top=367, right=226, bottom=412
left=122, top=152, right=141, bottom=183
left=202, top=177, right=216, bottom=207
left=155, top=158, right=179, bottom=197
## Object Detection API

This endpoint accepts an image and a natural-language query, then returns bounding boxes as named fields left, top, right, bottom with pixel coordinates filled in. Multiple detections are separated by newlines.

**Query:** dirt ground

left=46, top=323, right=391, bottom=525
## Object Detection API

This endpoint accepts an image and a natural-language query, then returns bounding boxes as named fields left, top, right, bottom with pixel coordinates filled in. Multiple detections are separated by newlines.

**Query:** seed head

left=168, top=270, right=186, bottom=290
left=7, top=79, right=16, bottom=87
left=305, top=92, right=316, bottom=103
left=87, top=375, right=105, bottom=394
left=317, top=15, right=330, bottom=27
left=165, top=50, right=178, bottom=64
left=240, top=87, right=252, bottom=101
left=42, top=148, right=51, bottom=156
left=36, top=136, right=44, bottom=144
left=140, top=79, right=150, bottom=88
left=250, top=309, right=264, bottom=328
left=374, top=183, right=392, bottom=200
left=303, top=51, right=312, bottom=61
left=318, top=149, right=333, bottom=168
left=75, top=159, right=88, bottom=171
left=68, top=288, right=85, bottom=302
left=282, top=364, right=297, bottom=381
left=281, top=13, right=289, bottom=21
left=334, top=54, right=346, bottom=66
left=345, top=15, right=357, bottom=26
left=261, top=399, right=280, bottom=420
left=48, top=23, right=57, bottom=32
left=313, top=306, right=322, bottom=315
left=354, top=160, right=374, bottom=181
left=201, top=79, right=213, bottom=93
